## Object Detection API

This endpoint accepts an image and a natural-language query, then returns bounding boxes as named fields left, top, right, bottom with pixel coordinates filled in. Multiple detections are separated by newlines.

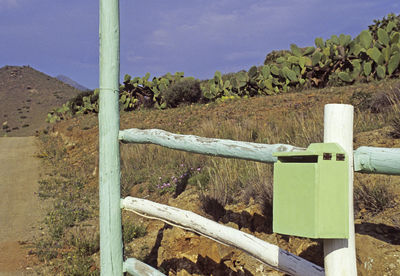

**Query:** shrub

left=354, top=181, right=395, bottom=214
left=370, top=85, right=400, bottom=113
left=351, top=83, right=400, bottom=113
left=122, top=220, right=147, bottom=244
left=162, top=78, right=202, bottom=107
left=350, top=90, right=373, bottom=111
left=69, top=231, right=100, bottom=256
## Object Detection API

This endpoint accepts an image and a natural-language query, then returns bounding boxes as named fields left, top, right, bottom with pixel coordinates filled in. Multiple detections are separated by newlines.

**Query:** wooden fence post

left=323, top=104, right=357, bottom=275
left=99, top=0, right=123, bottom=275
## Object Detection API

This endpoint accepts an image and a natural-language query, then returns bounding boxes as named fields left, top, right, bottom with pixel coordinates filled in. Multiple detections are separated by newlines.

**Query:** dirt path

left=0, top=137, right=44, bottom=275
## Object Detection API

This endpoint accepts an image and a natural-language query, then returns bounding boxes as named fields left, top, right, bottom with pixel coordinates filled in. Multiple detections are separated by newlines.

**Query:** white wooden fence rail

left=121, top=197, right=325, bottom=276
left=123, top=258, right=166, bottom=276
left=119, top=128, right=306, bottom=163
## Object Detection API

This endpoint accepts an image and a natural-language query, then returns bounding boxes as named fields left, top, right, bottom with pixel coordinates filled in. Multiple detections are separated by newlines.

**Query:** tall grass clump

left=354, top=176, right=396, bottom=214
left=391, top=112, right=400, bottom=138
left=353, top=84, right=400, bottom=133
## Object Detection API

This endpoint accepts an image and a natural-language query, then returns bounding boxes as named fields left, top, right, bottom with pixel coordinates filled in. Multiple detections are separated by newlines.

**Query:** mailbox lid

left=274, top=143, right=346, bottom=159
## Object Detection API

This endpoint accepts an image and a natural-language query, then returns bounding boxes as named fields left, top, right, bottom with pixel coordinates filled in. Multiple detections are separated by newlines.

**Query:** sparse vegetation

left=34, top=132, right=100, bottom=274
left=391, top=113, right=400, bottom=138
left=122, top=219, right=147, bottom=244
left=354, top=178, right=396, bottom=214
left=0, top=65, right=80, bottom=136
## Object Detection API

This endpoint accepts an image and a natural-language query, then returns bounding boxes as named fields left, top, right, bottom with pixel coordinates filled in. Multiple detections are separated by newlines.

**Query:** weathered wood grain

left=124, top=258, right=166, bottom=276
left=119, top=128, right=306, bottom=163
left=354, top=146, right=400, bottom=175
left=121, top=197, right=325, bottom=276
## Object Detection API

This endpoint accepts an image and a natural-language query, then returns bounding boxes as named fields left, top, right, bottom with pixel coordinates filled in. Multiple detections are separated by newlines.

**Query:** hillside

left=34, top=78, right=400, bottom=275
left=0, top=65, right=81, bottom=136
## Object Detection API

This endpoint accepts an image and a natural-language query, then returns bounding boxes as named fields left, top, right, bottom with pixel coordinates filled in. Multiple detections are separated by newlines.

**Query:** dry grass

left=390, top=102, right=400, bottom=138
left=36, top=78, right=400, bottom=274
left=120, top=82, right=400, bottom=224
left=119, top=105, right=326, bottom=216
left=119, top=86, right=400, bottom=217
left=354, top=175, right=396, bottom=214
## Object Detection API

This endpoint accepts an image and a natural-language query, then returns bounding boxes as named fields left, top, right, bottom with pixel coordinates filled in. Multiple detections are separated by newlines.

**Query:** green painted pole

left=99, top=0, right=123, bottom=275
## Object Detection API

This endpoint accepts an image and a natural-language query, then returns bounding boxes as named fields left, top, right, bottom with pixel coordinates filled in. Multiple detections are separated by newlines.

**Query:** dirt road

left=0, top=137, right=44, bottom=275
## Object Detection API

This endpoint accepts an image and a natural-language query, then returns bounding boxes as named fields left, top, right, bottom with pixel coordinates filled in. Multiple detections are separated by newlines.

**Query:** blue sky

left=0, top=0, right=399, bottom=89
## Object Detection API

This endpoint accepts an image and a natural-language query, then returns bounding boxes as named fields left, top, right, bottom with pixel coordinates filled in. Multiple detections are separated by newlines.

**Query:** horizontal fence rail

left=121, top=197, right=325, bottom=276
left=119, top=128, right=400, bottom=175
left=119, top=128, right=305, bottom=163
left=123, top=258, right=166, bottom=276
left=354, top=146, right=400, bottom=175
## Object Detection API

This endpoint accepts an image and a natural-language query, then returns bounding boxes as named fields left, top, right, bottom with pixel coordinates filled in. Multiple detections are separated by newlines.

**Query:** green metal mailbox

left=273, top=143, right=349, bottom=239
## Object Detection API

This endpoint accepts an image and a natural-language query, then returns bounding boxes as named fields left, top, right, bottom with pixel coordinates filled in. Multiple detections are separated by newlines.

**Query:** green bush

left=162, top=78, right=202, bottom=107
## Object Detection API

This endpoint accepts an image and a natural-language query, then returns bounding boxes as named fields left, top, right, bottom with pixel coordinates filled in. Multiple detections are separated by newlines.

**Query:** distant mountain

left=0, top=65, right=80, bottom=136
left=56, top=75, right=89, bottom=91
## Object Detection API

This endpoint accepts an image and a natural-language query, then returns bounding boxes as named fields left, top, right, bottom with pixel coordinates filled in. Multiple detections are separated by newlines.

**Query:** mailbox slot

left=278, top=155, right=318, bottom=163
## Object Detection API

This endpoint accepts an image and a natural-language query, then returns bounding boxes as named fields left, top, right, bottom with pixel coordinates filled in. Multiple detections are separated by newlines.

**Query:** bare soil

left=0, top=137, right=45, bottom=275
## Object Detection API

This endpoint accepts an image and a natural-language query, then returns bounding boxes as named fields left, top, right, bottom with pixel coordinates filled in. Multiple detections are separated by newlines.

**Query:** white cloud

left=144, top=0, right=318, bottom=49
left=149, top=29, right=174, bottom=47
left=0, top=0, right=19, bottom=10
left=126, top=54, right=145, bottom=63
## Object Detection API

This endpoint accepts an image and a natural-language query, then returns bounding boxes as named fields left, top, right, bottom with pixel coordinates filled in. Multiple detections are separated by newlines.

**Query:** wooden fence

left=98, top=1, right=400, bottom=275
